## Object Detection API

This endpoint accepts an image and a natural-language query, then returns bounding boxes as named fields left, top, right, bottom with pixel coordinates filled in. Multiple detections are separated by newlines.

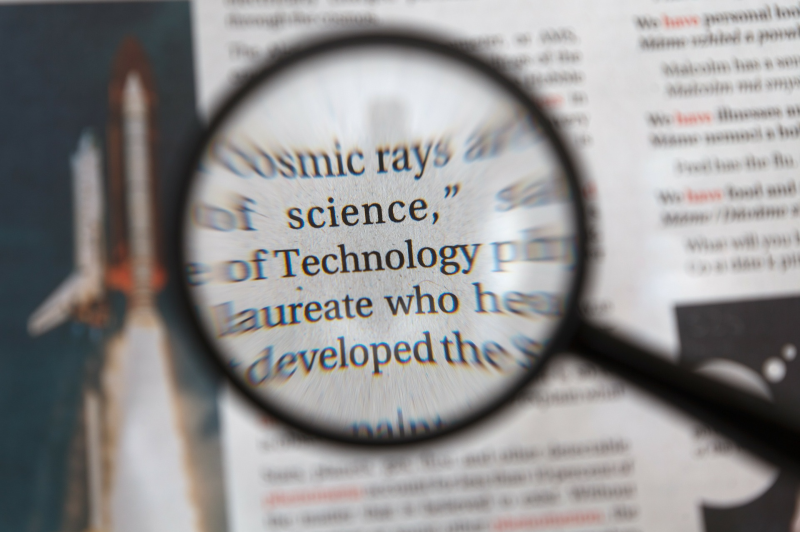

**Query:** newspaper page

left=188, top=0, right=800, bottom=530
left=2, top=0, right=799, bottom=530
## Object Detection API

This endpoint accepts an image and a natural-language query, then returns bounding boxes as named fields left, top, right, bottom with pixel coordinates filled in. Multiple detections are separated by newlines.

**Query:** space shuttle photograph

left=28, top=40, right=198, bottom=530
left=0, top=3, right=223, bottom=531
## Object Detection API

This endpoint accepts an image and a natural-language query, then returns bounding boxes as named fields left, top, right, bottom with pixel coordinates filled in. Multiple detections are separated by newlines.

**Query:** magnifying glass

left=177, top=33, right=800, bottom=461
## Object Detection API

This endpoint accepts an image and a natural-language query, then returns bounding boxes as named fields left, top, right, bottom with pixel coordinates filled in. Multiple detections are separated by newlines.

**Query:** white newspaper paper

left=189, top=0, right=800, bottom=529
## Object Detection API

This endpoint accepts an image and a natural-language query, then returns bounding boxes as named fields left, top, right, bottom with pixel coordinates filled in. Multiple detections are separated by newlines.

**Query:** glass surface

left=182, top=41, right=581, bottom=441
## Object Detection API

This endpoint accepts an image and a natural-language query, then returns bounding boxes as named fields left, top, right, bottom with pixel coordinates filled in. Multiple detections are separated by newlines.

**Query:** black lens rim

left=174, top=31, right=589, bottom=446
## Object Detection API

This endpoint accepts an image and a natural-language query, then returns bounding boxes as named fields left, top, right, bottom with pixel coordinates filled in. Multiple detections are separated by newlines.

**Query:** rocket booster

left=27, top=131, right=106, bottom=336
left=74, top=132, right=106, bottom=287
left=122, top=73, right=156, bottom=312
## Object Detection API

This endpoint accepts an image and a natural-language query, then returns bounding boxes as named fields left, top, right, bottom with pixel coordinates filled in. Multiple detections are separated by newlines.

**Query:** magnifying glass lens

left=182, top=38, right=583, bottom=442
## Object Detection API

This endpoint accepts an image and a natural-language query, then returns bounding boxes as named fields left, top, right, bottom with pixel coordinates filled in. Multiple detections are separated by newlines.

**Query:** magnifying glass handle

left=570, top=321, right=800, bottom=473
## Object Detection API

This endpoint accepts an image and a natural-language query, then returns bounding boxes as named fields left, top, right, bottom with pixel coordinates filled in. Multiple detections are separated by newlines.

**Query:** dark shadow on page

left=677, top=295, right=800, bottom=531
left=703, top=471, right=797, bottom=531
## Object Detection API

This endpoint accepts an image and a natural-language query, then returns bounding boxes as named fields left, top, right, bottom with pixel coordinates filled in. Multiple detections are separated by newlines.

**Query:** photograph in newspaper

left=0, top=2, right=224, bottom=530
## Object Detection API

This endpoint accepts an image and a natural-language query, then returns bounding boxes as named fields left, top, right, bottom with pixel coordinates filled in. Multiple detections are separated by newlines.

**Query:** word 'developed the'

left=245, top=330, right=525, bottom=382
